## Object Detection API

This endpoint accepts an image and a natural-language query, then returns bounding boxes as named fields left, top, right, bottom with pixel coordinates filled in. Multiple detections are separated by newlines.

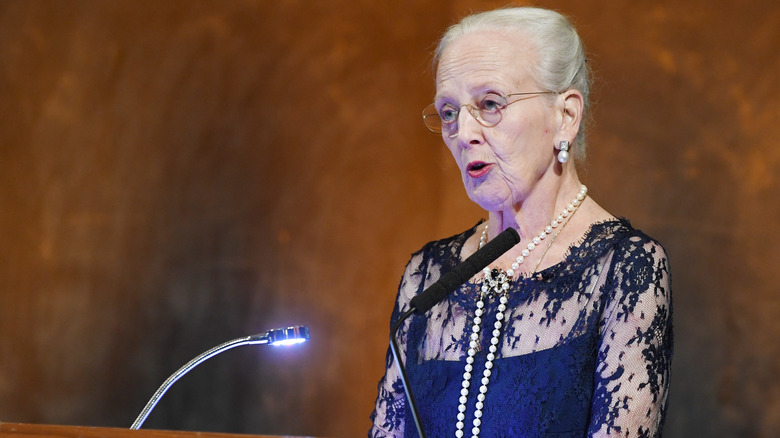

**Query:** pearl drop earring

left=556, top=140, right=570, bottom=163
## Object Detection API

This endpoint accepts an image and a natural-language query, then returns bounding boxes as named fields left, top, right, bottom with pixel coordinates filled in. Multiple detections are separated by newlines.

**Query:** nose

left=451, top=105, right=484, bottom=146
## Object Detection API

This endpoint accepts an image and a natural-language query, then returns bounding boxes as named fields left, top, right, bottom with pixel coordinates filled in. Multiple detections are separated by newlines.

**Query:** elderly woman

left=370, top=7, right=673, bottom=438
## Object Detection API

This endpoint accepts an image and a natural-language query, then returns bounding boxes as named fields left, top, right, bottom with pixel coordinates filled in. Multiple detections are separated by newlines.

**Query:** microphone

left=409, top=226, right=520, bottom=314
left=390, top=226, right=519, bottom=438
left=130, top=325, right=310, bottom=430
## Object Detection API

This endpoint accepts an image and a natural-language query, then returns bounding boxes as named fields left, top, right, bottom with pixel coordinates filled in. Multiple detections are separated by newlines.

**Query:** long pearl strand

left=454, top=185, right=587, bottom=438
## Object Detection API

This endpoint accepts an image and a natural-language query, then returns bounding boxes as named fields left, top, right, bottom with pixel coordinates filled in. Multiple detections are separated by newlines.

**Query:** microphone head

left=267, top=325, right=310, bottom=346
left=409, top=226, right=520, bottom=315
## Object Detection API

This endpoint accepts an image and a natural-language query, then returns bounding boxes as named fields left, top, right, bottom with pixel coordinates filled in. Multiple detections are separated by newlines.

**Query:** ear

left=556, top=89, right=584, bottom=144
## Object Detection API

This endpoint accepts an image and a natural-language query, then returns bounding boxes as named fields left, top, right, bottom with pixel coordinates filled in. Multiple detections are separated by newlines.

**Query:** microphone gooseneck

left=130, top=325, right=310, bottom=430
left=391, top=226, right=520, bottom=438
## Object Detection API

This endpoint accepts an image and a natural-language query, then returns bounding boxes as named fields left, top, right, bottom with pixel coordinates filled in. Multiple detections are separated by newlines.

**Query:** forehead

left=436, top=29, right=537, bottom=98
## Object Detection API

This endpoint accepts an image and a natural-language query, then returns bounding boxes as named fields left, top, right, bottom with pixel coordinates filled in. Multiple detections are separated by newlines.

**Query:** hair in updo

left=434, top=7, right=591, bottom=159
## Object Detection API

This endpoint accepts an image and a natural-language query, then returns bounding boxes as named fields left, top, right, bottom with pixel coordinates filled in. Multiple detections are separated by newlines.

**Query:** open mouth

left=468, top=162, right=488, bottom=171
left=467, top=161, right=492, bottom=177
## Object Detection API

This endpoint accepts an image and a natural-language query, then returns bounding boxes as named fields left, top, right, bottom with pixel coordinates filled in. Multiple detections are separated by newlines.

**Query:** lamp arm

left=130, top=334, right=268, bottom=430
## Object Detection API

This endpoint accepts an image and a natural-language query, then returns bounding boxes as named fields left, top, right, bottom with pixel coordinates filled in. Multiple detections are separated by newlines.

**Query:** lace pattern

left=370, top=219, right=673, bottom=437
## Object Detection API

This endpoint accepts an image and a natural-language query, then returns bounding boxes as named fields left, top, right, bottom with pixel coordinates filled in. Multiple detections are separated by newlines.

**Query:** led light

left=271, top=338, right=308, bottom=346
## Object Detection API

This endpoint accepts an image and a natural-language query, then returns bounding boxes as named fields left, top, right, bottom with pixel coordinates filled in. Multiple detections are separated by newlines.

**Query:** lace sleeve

left=369, top=249, right=430, bottom=438
left=589, top=234, right=673, bottom=437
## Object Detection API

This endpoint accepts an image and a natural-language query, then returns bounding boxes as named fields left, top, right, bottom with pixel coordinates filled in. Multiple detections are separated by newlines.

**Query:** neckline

left=455, top=217, right=627, bottom=280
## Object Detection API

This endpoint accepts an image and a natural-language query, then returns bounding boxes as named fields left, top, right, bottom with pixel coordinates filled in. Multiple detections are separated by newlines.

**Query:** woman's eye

left=439, top=105, right=459, bottom=122
left=481, top=97, right=505, bottom=112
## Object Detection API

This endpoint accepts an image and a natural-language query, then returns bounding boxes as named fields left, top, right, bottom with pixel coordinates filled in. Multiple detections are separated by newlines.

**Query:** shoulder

left=565, top=218, right=666, bottom=270
left=396, top=223, right=481, bottom=297
left=602, top=219, right=672, bottom=310
left=406, top=221, right=483, bottom=269
left=578, top=218, right=668, bottom=261
left=571, top=218, right=670, bottom=293
left=609, top=219, right=670, bottom=268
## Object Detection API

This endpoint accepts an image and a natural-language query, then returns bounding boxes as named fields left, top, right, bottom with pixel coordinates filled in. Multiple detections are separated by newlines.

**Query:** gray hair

left=434, top=7, right=591, bottom=159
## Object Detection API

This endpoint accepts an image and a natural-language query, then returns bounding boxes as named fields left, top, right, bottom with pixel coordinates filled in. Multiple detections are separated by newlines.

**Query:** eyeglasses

left=422, top=91, right=558, bottom=135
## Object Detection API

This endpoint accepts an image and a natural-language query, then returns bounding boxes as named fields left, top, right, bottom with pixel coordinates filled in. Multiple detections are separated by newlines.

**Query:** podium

left=0, top=423, right=317, bottom=438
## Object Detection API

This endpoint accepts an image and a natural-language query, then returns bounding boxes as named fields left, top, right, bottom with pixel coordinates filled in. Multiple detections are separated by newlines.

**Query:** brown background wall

left=1, top=0, right=778, bottom=437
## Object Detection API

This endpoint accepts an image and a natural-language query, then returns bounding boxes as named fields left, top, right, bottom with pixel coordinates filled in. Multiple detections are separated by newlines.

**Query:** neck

left=486, top=169, right=582, bottom=241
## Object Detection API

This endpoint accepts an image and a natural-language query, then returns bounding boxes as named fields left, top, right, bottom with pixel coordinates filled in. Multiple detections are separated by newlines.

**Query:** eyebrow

left=434, top=88, right=504, bottom=104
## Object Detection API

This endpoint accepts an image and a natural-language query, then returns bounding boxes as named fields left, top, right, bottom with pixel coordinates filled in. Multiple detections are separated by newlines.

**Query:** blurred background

left=1, top=0, right=778, bottom=437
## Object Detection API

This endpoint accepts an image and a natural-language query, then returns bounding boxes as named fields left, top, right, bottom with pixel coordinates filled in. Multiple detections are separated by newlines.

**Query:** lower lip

left=467, top=164, right=493, bottom=178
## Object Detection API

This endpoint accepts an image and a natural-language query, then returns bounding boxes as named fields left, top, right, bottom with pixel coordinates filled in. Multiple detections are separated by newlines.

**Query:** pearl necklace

left=454, top=185, right=588, bottom=438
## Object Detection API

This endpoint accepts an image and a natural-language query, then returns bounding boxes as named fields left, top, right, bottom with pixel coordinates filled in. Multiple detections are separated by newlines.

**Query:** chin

left=466, top=188, right=509, bottom=212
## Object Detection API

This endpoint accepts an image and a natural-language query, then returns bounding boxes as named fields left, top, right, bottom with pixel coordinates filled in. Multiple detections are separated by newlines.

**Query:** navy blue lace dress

left=370, top=219, right=673, bottom=437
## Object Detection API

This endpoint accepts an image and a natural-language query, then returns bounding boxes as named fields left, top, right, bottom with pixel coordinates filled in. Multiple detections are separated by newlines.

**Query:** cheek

left=444, top=141, right=465, bottom=168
